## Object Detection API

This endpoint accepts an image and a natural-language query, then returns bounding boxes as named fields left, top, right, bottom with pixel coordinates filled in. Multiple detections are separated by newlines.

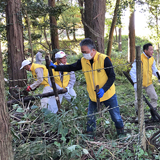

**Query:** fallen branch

left=7, top=88, right=67, bottom=106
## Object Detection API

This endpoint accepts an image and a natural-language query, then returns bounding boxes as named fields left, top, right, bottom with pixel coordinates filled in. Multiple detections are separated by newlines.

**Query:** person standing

left=49, top=38, right=124, bottom=137
left=35, top=49, right=45, bottom=64
left=130, top=43, right=160, bottom=121
left=48, top=51, right=76, bottom=113
left=20, top=60, right=51, bottom=108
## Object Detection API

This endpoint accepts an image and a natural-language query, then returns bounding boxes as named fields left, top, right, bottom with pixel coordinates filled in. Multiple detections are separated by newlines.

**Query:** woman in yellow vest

left=20, top=60, right=52, bottom=108
left=49, top=38, right=124, bottom=138
left=130, top=43, right=160, bottom=121
left=47, top=51, right=76, bottom=113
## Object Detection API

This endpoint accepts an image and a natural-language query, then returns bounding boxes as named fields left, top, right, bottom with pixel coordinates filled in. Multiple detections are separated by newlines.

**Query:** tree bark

left=48, top=0, right=59, bottom=62
left=25, top=10, right=34, bottom=63
left=0, top=36, right=14, bottom=160
left=115, top=27, right=117, bottom=42
left=128, top=10, right=135, bottom=63
left=73, top=26, right=77, bottom=41
left=6, top=0, right=27, bottom=88
left=118, top=28, right=122, bottom=52
left=106, top=0, right=120, bottom=57
left=66, top=29, right=70, bottom=40
left=81, top=0, right=106, bottom=53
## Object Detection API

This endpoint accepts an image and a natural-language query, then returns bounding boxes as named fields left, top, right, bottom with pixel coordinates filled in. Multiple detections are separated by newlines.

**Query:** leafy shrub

left=112, top=57, right=131, bottom=76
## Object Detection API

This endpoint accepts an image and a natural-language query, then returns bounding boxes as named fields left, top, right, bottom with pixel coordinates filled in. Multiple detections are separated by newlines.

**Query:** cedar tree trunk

left=82, top=0, right=106, bottom=53
left=48, top=0, right=59, bottom=62
left=0, top=39, right=14, bottom=160
left=6, top=0, right=27, bottom=88
left=118, top=28, right=122, bottom=52
left=128, top=10, right=135, bottom=63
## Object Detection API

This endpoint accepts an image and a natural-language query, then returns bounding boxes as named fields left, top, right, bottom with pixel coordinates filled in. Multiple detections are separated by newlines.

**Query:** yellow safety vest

left=141, top=53, right=154, bottom=87
left=81, top=52, right=115, bottom=102
left=30, top=63, right=50, bottom=87
left=52, top=62, right=70, bottom=88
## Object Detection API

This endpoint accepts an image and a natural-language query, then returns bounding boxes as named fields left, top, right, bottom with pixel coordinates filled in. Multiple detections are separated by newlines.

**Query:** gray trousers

left=134, top=84, right=158, bottom=110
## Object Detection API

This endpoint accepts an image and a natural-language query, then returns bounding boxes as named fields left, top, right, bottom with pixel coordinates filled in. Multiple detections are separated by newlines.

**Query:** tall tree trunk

left=48, top=0, right=59, bottom=62
left=0, top=36, right=14, bottom=160
left=115, top=27, right=117, bottom=42
left=106, top=0, right=120, bottom=57
left=6, top=0, right=27, bottom=88
left=25, top=10, right=34, bottom=62
left=82, top=0, right=106, bottom=53
left=128, top=9, right=135, bottom=63
left=73, top=26, right=77, bottom=41
left=66, top=29, right=70, bottom=40
left=118, top=27, right=122, bottom=52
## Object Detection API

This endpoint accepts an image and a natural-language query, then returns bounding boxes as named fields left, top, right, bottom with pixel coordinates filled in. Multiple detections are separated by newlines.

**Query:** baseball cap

left=55, top=51, right=66, bottom=59
left=20, top=60, right=31, bottom=69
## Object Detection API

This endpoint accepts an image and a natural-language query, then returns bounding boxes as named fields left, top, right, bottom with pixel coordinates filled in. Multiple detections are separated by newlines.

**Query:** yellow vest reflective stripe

left=52, top=62, right=70, bottom=88
left=81, top=52, right=115, bottom=102
left=30, top=63, right=50, bottom=87
left=141, top=53, right=154, bottom=87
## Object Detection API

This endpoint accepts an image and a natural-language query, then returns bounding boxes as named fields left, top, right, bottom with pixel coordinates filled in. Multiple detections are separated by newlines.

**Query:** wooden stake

left=136, top=46, right=146, bottom=150
left=45, top=55, right=61, bottom=112
left=96, top=85, right=100, bottom=112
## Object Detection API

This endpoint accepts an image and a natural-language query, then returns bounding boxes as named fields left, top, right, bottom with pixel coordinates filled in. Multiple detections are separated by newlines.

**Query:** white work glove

left=66, top=87, right=69, bottom=93
left=134, top=83, right=137, bottom=91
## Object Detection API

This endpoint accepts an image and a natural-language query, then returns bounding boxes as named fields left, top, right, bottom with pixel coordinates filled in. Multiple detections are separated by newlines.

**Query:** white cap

left=55, top=51, right=66, bottom=59
left=20, top=60, right=31, bottom=69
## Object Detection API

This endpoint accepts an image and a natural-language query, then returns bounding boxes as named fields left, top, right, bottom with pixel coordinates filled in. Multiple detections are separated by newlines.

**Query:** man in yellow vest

left=49, top=38, right=124, bottom=138
left=47, top=51, right=76, bottom=113
left=20, top=60, right=52, bottom=108
left=130, top=43, right=160, bottom=121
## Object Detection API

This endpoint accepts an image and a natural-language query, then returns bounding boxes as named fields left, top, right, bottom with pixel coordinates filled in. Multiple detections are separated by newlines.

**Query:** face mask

left=83, top=52, right=92, bottom=60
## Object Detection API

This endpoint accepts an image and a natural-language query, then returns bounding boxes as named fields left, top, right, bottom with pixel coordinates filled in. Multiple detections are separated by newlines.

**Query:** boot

left=150, top=108, right=159, bottom=122
left=117, top=128, right=126, bottom=139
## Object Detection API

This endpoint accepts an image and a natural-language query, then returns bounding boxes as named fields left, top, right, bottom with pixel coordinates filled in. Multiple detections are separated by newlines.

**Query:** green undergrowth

left=11, top=58, right=160, bottom=159
left=9, top=37, right=160, bottom=159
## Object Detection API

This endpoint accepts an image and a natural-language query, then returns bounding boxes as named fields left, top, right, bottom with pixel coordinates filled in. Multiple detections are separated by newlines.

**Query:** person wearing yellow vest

left=49, top=38, right=124, bottom=138
left=20, top=60, right=52, bottom=108
left=130, top=43, right=160, bottom=121
left=47, top=51, right=76, bottom=113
